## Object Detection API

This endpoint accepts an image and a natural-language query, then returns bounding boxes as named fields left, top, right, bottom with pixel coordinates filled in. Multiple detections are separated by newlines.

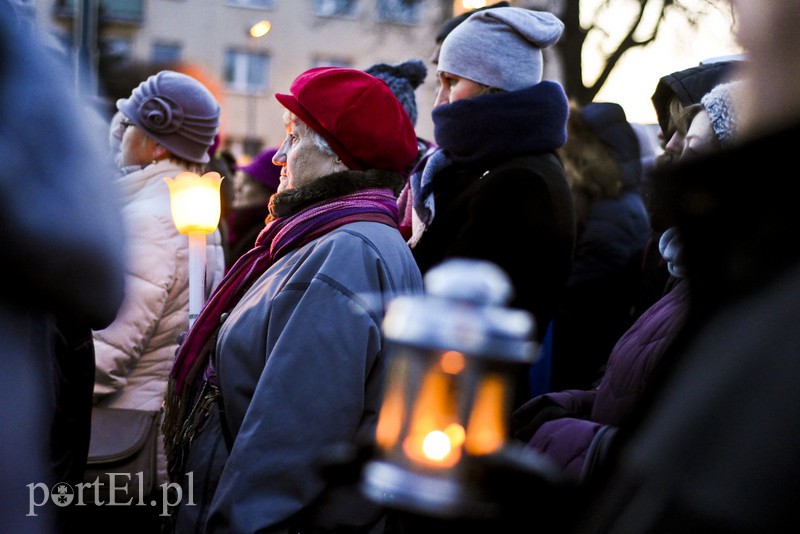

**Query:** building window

left=55, top=0, right=144, bottom=24
left=151, top=42, right=182, bottom=64
left=225, top=0, right=274, bottom=8
left=313, top=0, right=358, bottom=18
left=103, top=37, right=131, bottom=60
left=312, top=57, right=352, bottom=68
left=377, top=0, right=421, bottom=25
left=224, top=49, right=269, bottom=93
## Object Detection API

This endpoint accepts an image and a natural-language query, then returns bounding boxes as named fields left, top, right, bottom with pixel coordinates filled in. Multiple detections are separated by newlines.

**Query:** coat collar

left=268, top=168, right=405, bottom=218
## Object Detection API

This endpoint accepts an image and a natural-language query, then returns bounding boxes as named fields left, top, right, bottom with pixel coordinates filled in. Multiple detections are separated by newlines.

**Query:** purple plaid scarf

left=163, top=187, right=399, bottom=474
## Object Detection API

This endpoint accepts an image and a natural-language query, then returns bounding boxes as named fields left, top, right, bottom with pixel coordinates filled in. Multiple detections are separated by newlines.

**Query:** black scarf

left=411, top=81, right=569, bottom=229
left=432, top=80, right=569, bottom=165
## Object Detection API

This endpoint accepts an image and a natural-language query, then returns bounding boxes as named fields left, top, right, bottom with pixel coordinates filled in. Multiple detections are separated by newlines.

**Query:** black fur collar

left=268, top=169, right=405, bottom=219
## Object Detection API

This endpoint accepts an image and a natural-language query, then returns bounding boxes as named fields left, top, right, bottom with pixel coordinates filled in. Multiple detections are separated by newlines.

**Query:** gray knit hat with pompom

left=700, top=81, right=742, bottom=146
left=365, top=59, right=427, bottom=126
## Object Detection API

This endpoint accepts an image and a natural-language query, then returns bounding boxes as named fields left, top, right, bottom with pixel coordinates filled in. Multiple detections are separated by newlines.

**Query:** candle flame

left=465, top=373, right=506, bottom=455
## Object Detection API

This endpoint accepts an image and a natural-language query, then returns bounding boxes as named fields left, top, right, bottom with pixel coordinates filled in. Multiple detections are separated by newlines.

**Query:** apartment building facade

left=23, top=0, right=463, bottom=158
left=23, top=0, right=562, bottom=160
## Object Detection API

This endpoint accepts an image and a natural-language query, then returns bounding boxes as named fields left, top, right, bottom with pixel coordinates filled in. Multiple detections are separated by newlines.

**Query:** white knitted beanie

left=437, top=7, right=564, bottom=91
left=700, top=81, right=742, bottom=146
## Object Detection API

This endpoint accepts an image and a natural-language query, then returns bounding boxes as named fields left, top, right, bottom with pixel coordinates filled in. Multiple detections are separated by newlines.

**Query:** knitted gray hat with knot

left=700, top=80, right=741, bottom=146
left=438, top=7, right=564, bottom=91
left=117, top=70, right=221, bottom=164
left=365, top=59, right=427, bottom=126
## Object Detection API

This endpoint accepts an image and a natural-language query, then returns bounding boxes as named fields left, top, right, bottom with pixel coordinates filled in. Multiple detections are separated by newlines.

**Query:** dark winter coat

left=512, top=279, right=689, bottom=480
left=0, top=5, right=126, bottom=532
left=549, top=102, right=651, bottom=390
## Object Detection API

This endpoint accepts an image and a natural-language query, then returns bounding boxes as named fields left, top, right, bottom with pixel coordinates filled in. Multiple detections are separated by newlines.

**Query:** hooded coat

left=635, top=60, right=740, bottom=321
left=548, top=102, right=651, bottom=391
left=650, top=61, right=738, bottom=139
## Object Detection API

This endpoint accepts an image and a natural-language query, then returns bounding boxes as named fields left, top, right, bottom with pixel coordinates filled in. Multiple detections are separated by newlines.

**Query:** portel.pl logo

left=27, top=472, right=195, bottom=517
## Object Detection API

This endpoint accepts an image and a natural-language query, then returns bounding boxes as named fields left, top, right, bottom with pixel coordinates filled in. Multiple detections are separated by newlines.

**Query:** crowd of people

left=5, top=0, right=800, bottom=532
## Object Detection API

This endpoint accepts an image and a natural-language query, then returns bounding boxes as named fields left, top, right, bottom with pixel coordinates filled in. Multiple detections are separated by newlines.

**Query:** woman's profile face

left=273, top=114, right=340, bottom=193
left=435, top=71, right=490, bottom=107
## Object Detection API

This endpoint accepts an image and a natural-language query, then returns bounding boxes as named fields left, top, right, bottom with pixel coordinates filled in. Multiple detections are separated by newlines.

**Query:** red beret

left=275, top=67, right=417, bottom=173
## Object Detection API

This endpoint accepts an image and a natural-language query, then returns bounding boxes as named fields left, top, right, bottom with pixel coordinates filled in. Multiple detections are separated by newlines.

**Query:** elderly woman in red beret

left=163, top=67, right=423, bottom=533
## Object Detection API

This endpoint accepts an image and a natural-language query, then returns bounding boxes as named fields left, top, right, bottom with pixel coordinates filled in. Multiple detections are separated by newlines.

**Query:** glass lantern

left=362, top=258, right=536, bottom=518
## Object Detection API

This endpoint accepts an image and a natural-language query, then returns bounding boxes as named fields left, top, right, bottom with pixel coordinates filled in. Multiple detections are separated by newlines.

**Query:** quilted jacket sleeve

left=527, top=417, right=607, bottom=481
left=513, top=388, right=597, bottom=442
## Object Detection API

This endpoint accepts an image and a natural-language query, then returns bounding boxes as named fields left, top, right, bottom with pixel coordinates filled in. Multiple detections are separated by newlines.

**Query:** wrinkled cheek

left=287, top=152, right=316, bottom=189
left=278, top=176, right=293, bottom=193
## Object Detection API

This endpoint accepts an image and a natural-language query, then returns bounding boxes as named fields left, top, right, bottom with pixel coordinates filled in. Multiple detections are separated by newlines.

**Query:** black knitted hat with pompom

left=365, top=59, right=427, bottom=126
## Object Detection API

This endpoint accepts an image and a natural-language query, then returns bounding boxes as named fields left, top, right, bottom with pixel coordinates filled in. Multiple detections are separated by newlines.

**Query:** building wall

left=31, top=0, right=565, bottom=162
left=33, top=0, right=450, bottom=160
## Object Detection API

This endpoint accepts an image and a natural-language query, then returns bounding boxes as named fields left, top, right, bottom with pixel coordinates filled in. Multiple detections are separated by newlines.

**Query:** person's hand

left=512, top=397, right=574, bottom=442
left=175, top=331, right=187, bottom=356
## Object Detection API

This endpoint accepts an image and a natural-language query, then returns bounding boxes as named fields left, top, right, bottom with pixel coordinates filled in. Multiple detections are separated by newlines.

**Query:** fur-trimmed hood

left=651, top=61, right=738, bottom=137
left=560, top=101, right=641, bottom=200
left=268, top=168, right=405, bottom=219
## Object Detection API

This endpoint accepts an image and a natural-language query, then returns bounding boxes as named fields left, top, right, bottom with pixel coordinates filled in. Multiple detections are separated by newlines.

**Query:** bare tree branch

left=559, top=0, right=732, bottom=104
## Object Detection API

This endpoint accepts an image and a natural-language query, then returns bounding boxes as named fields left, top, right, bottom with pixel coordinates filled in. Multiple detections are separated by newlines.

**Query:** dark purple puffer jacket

left=512, top=279, right=690, bottom=480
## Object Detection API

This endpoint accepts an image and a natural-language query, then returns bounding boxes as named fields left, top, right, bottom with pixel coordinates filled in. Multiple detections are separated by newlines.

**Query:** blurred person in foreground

left=0, top=2, right=125, bottom=532
left=163, top=67, right=424, bottom=533
left=568, top=0, right=800, bottom=531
